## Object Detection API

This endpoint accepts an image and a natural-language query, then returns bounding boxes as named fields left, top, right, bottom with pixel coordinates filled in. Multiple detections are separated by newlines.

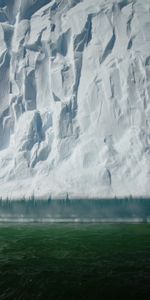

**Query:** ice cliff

left=0, top=0, right=150, bottom=199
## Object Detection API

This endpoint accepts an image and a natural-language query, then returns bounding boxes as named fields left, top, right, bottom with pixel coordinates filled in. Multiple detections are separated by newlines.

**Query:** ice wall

left=0, top=0, right=150, bottom=199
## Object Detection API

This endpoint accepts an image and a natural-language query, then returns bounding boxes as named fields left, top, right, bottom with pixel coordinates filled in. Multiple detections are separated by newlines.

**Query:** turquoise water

left=0, top=224, right=150, bottom=299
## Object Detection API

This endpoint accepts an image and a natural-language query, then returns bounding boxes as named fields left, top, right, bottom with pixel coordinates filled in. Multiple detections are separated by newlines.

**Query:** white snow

left=0, top=0, right=150, bottom=199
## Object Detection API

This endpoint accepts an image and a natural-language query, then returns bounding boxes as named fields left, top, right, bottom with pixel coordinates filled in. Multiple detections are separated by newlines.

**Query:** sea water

left=0, top=224, right=150, bottom=299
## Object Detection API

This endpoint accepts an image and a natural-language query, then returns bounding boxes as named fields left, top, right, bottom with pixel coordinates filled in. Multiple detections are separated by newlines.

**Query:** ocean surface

left=0, top=224, right=150, bottom=300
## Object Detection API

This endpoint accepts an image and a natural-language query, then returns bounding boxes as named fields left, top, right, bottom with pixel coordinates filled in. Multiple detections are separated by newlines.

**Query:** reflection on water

left=0, top=224, right=150, bottom=299
left=0, top=198, right=150, bottom=222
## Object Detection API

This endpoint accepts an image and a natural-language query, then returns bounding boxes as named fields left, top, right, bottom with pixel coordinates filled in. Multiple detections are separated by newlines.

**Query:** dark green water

left=0, top=224, right=150, bottom=300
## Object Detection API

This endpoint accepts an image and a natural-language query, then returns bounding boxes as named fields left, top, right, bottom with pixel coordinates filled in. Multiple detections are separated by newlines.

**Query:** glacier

left=0, top=0, right=150, bottom=199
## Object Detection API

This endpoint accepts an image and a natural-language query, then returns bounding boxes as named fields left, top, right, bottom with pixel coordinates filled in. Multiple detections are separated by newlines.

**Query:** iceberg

left=0, top=0, right=150, bottom=199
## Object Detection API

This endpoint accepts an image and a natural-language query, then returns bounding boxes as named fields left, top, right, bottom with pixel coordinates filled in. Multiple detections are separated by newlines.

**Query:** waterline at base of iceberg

left=0, top=198, right=150, bottom=223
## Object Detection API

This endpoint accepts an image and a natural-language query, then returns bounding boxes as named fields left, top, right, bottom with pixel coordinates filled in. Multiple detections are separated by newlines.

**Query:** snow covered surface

left=0, top=0, right=150, bottom=199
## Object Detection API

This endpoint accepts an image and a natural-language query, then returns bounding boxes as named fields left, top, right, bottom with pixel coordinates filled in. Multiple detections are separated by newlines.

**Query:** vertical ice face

left=0, top=0, right=150, bottom=199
